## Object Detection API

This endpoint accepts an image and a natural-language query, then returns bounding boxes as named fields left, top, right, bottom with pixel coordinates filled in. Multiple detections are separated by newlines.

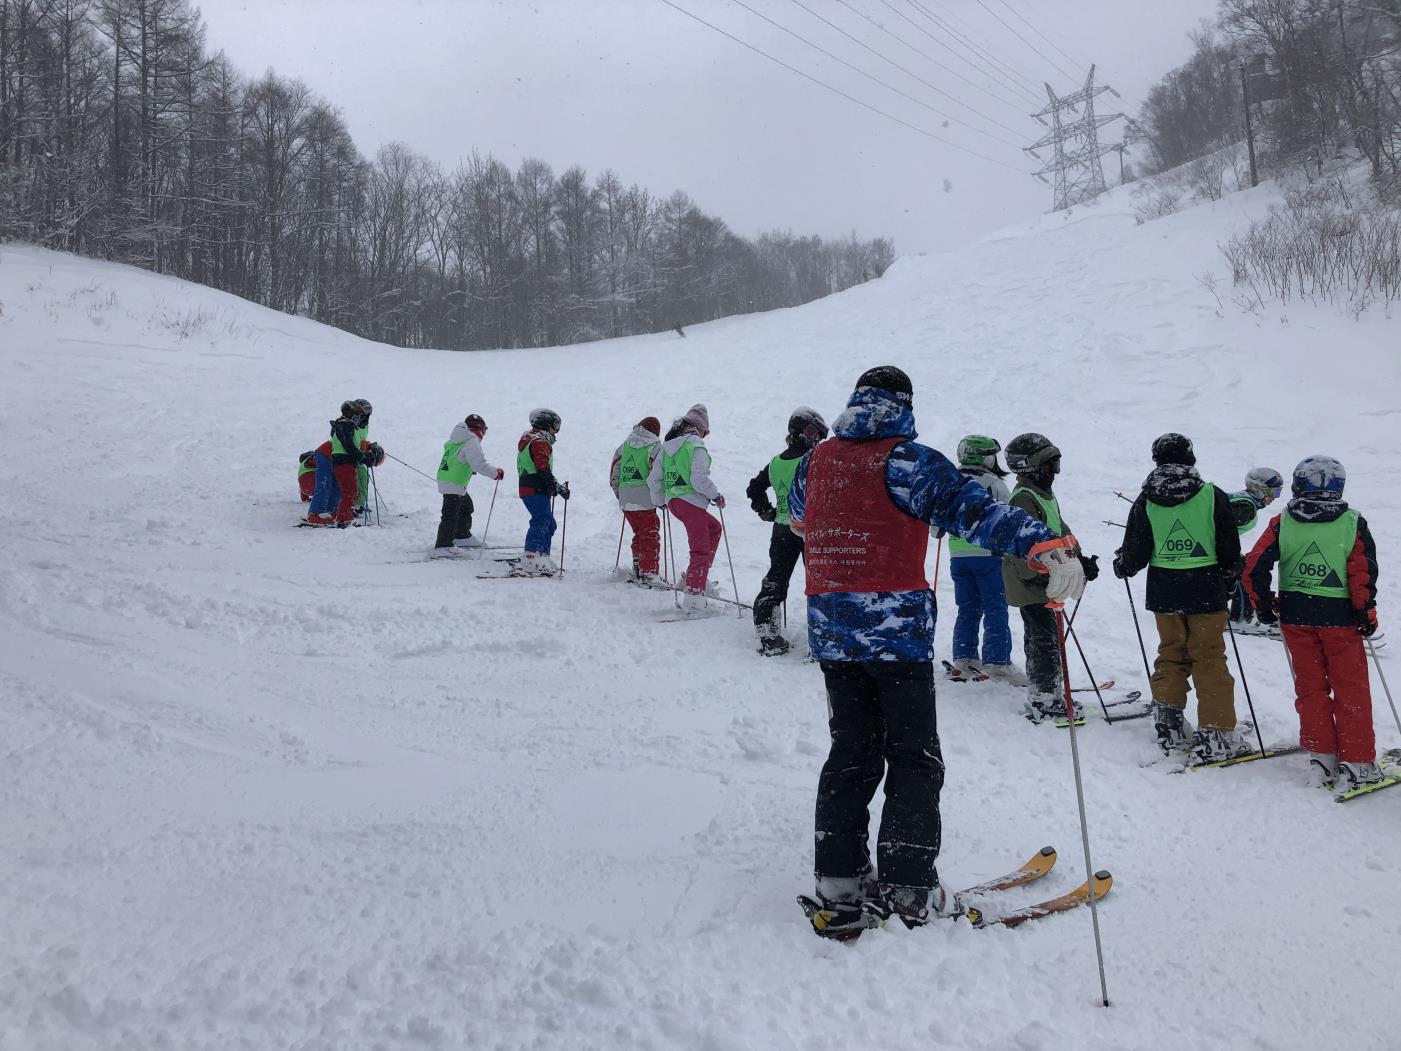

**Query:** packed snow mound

left=3, top=175, right=1400, bottom=1051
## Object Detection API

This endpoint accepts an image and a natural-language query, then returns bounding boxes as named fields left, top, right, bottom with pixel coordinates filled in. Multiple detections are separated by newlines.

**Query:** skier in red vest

left=787, top=366, right=1084, bottom=939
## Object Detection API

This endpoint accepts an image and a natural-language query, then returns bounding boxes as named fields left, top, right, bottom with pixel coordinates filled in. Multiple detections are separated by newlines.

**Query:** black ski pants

left=1020, top=603, right=1063, bottom=699
left=753, top=524, right=804, bottom=636
left=814, top=660, right=944, bottom=892
left=434, top=492, right=474, bottom=549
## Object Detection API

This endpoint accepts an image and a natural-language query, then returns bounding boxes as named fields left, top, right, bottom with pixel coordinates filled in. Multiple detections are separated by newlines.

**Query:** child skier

left=946, top=435, right=1024, bottom=684
left=298, top=450, right=318, bottom=502
left=351, top=398, right=374, bottom=520
left=610, top=417, right=663, bottom=584
left=513, top=408, right=568, bottom=577
left=304, top=400, right=376, bottom=527
left=433, top=413, right=505, bottom=558
left=747, top=407, right=828, bottom=655
left=1002, top=432, right=1100, bottom=722
left=787, top=366, right=1083, bottom=939
left=1112, top=433, right=1246, bottom=761
left=1244, top=456, right=1383, bottom=796
left=648, top=404, right=724, bottom=613
left=1228, top=467, right=1284, bottom=628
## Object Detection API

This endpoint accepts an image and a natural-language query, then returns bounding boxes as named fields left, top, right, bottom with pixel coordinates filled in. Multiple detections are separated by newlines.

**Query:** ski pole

left=385, top=451, right=436, bottom=483
left=1366, top=637, right=1401, bottom=737
left=1113, top=491, right=1132, bottom=504
left=1060, top=599, right=1112, bottom=723
left=558, top=484, right=569, bottom=577
left=614, top=514, right=625, bottom=573
left=717, top=503, right=742, bottom=618
left=1102, top=520, right=1125, bottom=530
left=370, top=466, right=382, bottom=527
left=1052, top=605, right=1111, bottom=1008
left=477, top=478, right=500, bottom=558
left=1123, top=577, right=1154, bottom=687
left=1225, top=620, right=1268, bottom=757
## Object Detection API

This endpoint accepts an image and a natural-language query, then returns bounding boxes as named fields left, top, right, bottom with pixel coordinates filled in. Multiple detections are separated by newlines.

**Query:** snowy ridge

left=3, top=176, right=1400, bottom=1049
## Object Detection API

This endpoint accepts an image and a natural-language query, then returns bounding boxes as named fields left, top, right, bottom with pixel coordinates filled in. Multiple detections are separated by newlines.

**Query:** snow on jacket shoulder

left=612, top=425, right=661, bottom=510
left=438, top=423, right=501, bottom=496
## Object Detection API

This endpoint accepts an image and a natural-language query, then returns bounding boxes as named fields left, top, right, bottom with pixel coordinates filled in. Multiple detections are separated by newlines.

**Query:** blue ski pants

left=950, top=555, right=1012, bottom=665
left=522, top=494, right=557, bottom=554
left=308, top=452, right=338, bottom=516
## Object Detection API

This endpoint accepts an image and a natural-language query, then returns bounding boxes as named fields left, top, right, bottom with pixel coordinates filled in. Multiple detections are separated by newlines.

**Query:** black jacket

left=1116, top=466, right=1241, bottom=615
left=747, top=438, right=807, bottom=519
left=328, top=417, right=368, bottom=467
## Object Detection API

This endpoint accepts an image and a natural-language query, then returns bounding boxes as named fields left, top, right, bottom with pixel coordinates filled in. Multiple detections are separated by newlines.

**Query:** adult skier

left=787, top=366, right=1084, bottom=939
left=1243, top=456, right=1383, bottom=796
left=1112, top=434, right=1246, bottom=761
left=432, top=413, right=505, bottom=558
left=647, top=404, right=724, bottom=612
left=513, top=408, right=568, bottom=577
left=609, top=417, right=664, bottom=584
left=1227, top=467, right=1284, bottom=627
left=747, top=407, right=828, bottom=656
left=304, top=400, right=379, bottom=527
left=1002, top=432, right=1100, bottom=722
left=945, top=435, right=1024, bottom=684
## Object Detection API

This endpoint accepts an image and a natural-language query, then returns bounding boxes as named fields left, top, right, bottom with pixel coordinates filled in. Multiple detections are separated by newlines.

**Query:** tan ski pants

left=1150, top=611, right=1238, bottom=730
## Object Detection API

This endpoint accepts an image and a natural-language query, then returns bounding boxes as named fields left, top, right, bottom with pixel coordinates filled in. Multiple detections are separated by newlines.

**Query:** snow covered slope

left=3, top=178, right=1400, bottom=1050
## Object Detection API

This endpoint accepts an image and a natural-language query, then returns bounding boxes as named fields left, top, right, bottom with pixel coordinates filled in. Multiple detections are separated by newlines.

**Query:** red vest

left=803, top=437, right=930, bottom=596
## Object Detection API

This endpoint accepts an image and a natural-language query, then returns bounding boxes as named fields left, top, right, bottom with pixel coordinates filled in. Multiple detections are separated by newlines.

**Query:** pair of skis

left=797, top=846, right=1114, bottom=937
left=1050, top=684, right=1150, bottom=728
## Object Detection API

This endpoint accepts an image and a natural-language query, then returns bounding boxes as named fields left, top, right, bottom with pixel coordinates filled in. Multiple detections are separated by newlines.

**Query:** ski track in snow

left=3, top=180, right=1400, bottom=1050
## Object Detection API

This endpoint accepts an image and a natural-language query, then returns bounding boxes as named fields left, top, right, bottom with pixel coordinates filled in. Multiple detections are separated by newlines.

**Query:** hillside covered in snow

left=3, top=177, right=1400, bottom=1050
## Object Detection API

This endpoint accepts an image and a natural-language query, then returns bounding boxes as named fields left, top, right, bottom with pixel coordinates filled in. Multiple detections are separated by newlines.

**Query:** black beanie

left=1152, top=432, right=1196, bottom=467
left=855, top=365, right=913, bottom=405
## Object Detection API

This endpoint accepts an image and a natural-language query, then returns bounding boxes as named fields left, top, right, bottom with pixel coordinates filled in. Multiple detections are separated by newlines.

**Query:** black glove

left=1255, top=602, right=1278, bottom=626
left=557, top=481, right=571, bottom=501
left=1357, top=607, right=1379, bottom=638
left=1079, top=554, right=1100, bottom=582
left=757, top=506, right=777, bottom=523
left=1112, top=556, right=1129, bottom=579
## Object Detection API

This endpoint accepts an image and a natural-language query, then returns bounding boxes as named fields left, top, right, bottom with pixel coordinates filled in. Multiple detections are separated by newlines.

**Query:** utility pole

left=1241, top=63, right=1259, bottom=188
left=1025, top=66, right=1125, bottom=212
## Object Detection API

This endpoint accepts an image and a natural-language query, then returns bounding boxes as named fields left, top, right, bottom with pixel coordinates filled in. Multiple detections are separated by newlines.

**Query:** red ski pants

left=624, top=509, right=660, bottom=576
left=668, top=498, right=721, bottom=593
left=1283, top=624, right=1375, bottom=763
left=332, top=463, right=360, bottom=523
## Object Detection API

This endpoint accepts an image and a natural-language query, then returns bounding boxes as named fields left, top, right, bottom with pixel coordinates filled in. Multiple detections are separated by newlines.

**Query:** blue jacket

left=789, top=388, right=1057, bottom=661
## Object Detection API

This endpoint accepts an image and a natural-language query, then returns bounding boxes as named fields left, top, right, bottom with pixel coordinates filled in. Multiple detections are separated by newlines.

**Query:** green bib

left=617, top=444, right=652, bottom=489
left=298, top=457, right=316, bottom=478
left=437, top=440, right=475, bottom=487
left=663, top=442, right=701, bottom=500
left=1280, top=510, right=1357, bottom=598
left=1012, top=485, right=1062, bottom=536
left=1231, top=494, right=1258, bottom=536
left=1146, top=485, right=1218, bottom=569
left=517, top=442, right=554, bottom=477
left=769, top=455, right=800, bottom=525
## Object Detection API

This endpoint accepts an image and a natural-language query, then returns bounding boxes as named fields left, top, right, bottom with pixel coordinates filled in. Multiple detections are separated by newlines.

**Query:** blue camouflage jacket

left=789, top=388, right=1057, bottom=661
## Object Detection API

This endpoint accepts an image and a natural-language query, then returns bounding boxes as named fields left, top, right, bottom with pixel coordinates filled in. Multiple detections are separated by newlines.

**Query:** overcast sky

left=197, top=0, right=1220, bottom=255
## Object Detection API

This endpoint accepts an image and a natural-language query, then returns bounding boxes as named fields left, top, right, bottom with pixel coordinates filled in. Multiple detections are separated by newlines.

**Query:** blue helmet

left=1292, top=455, right=1346, bottom=498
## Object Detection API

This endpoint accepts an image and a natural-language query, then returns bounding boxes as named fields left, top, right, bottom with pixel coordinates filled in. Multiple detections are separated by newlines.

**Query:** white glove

left=1028, top=536, right=1086, bottom=603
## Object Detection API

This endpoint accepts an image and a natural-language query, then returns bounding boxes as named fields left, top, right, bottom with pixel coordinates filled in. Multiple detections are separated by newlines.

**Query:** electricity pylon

left=1026, top=66, right=1124, bottom=211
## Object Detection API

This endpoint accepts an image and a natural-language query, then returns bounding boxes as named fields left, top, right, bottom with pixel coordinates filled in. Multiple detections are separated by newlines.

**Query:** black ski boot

left=758, top=634, right=791, bottom=657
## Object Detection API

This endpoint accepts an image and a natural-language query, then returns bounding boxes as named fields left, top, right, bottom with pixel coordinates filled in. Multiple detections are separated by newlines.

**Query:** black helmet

left=855, top=365, right=913, bottom=405
left=1151, top=432, right=1195, bottom=467
left=465, top=413, right=487, bottom=432
left=356, top=398, right=373, bottom=418
left=340, top=400, right=359, bottom=418
left=787, top=406, right=829, bottom=448
left=1005, top=432, right=1061, bottom=475
left=530, top=407, right=562, bottom=432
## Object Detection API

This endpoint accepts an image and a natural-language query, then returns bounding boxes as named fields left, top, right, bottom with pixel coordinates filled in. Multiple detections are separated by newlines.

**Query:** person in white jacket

left=648, top=404, right=724, bottom=610
left=611, top=416, right=664, bottom=583
left=432, top=413, right=504, bottom=558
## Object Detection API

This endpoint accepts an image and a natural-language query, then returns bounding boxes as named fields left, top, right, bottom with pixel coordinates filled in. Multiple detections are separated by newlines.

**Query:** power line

left=832, top=0, right=1037, bottom=115
left=781, top=0, right=1028, bottom=142
left=653, top=0, right=1025, bottom=172
left=972, top=0, right=1078, bottom=82
left=726, top=0, right=1023, bottom=148
left=998, top=0, right=1092, bottom=75
left=870, top=0, right=1043, bottom=110
left=904, top=0, right=1044, bottom=99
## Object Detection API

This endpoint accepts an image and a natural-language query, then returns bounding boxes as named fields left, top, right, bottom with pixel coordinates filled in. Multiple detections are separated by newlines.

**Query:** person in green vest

left=351, top=398, right=374, bottom=520
left=1243, top=455, right=1383, bottom=797
left=1002, top=432, right=1099, bottom=722
left=298, top=449, right=319, bottom=502
left=1113, top=433, right=1245, bottom=761
left=432, top=413, right=505, bottom=558
left=647, top=404, right=724, bottom=613
left=610, top=416, right=663, bottom=584
left=1227, top=467, right=1284, bottom=628
left=513, top=408, right=568, bottom=577
left=747, top=407, right=828, bottom=655
left=304, top=399, right=376, bottom=527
